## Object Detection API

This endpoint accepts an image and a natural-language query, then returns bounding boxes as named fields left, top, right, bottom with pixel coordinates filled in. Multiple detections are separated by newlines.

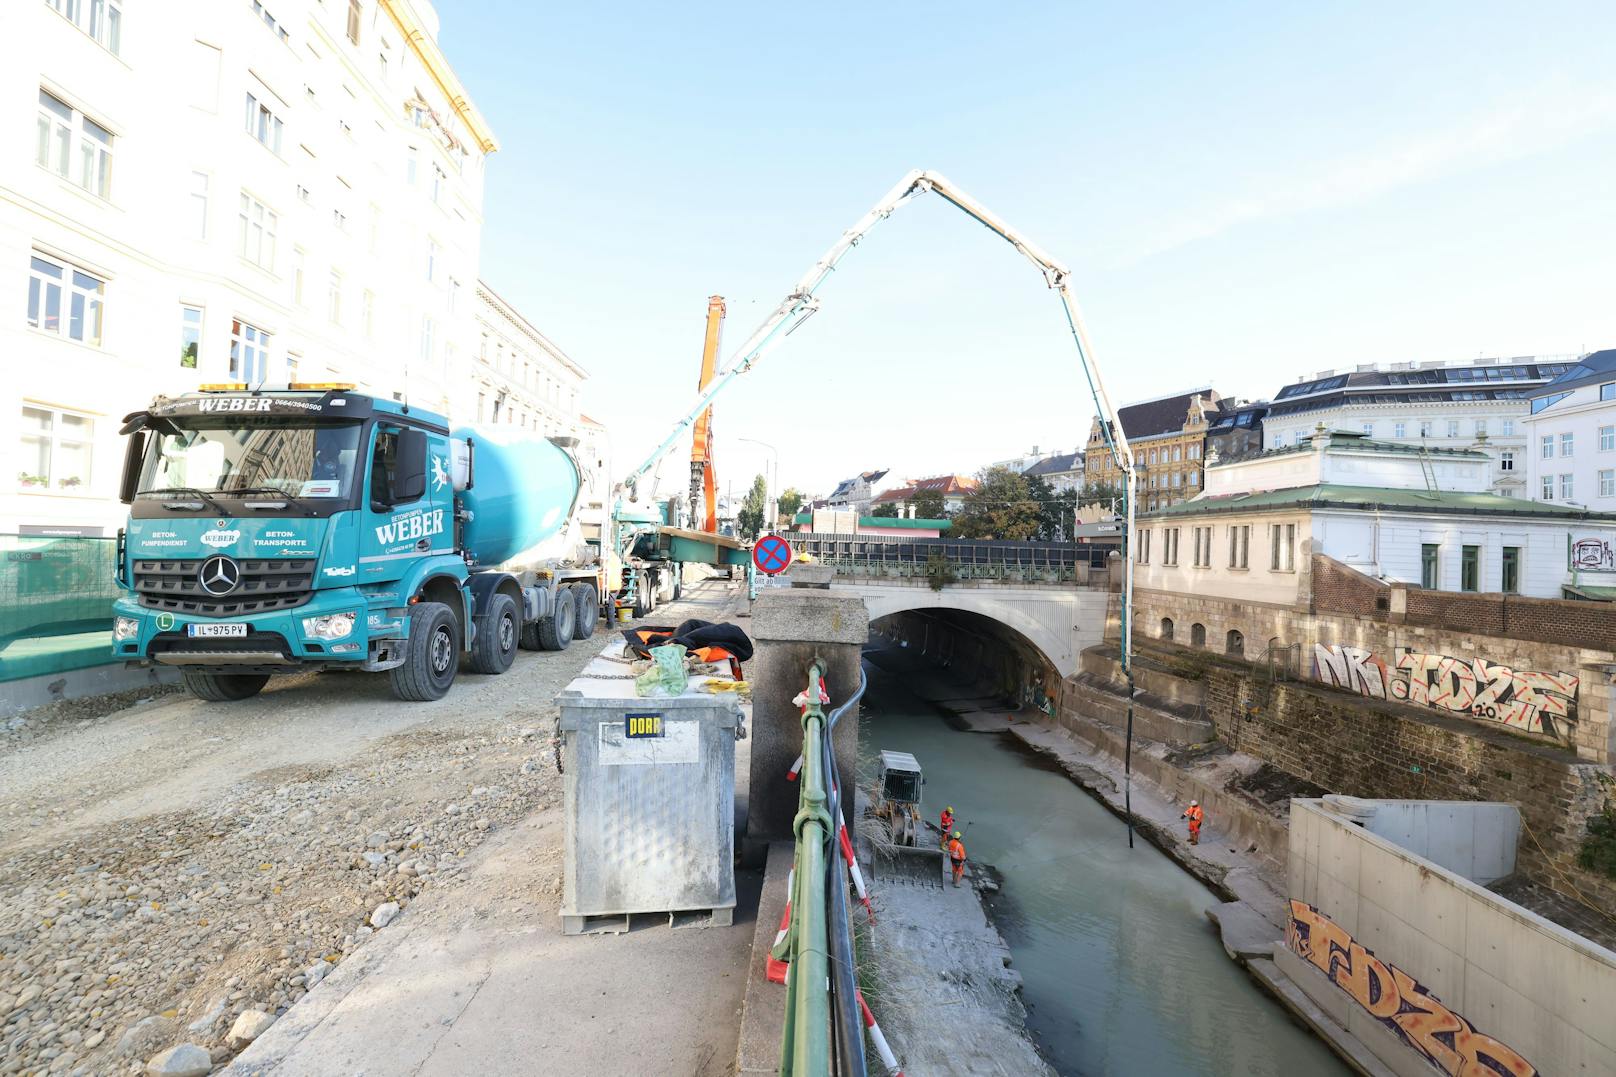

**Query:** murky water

left=857, top=656, right=1350, bottom=1077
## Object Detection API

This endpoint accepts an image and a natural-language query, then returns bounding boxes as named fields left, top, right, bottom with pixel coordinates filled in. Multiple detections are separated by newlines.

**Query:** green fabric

left=1141, top=483, right=1616, bottom=521
left=1, top=536, right=123, bottom=683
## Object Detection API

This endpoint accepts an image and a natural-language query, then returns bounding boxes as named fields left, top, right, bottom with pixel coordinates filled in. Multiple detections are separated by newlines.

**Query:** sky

left=439, top=1, right=1616, bottom=500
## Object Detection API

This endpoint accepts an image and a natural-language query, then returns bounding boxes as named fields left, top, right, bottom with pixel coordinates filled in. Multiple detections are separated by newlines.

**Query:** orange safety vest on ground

left=947, top=838, right=966, bottom=863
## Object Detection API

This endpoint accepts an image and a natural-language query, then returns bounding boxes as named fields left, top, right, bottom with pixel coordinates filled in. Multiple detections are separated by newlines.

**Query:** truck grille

left=147, top=631, right=295, bottom=663
left=133, top=558, right=315, bottom=617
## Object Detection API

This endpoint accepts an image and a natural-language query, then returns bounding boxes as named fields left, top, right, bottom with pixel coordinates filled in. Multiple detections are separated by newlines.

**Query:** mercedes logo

left=198, top=555, right=241, bottom=596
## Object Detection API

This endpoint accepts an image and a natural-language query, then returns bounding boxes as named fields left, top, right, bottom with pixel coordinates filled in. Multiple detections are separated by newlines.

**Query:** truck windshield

left=137, top=421, right=363, bottom=500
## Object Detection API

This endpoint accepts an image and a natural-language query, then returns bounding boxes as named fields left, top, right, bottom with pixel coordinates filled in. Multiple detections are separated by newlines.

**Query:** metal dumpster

left=556, top=640, right=744, bottom=934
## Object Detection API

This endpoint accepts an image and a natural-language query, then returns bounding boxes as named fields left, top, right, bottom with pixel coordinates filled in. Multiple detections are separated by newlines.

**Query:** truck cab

left=112, top=385, right=492, bottom=702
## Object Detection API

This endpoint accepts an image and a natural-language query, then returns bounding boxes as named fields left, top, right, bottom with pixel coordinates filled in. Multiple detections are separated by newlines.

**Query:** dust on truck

left=111, top=384, right=602, bottom=703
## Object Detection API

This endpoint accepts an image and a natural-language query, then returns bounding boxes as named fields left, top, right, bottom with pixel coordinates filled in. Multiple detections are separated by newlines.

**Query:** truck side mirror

left=393, top=429, right=428, bottom=502
left=119, top=431, right=147, bottom=504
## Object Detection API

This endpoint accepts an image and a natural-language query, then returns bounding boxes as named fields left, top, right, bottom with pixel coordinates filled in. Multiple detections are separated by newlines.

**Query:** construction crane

left=689, top=296, right=725, bottom=533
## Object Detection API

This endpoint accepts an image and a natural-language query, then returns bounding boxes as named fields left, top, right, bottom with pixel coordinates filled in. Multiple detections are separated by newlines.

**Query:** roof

left=873, top=475, right=978, bottom=503
left=878, top=750, right=921, bottom=773
left=1531, top=349, right=1616, bottom=397
left=1022, top=452, right=1083, bottom=478
left=1207, top=402, right=1269, bottom=434
left=829, top=469, right=890, bottom=500
left=792, top=512, right=951, bottom=531
left=1096, top=389, right=1221, bottom=443
left=1266, top=359, right=1579, bottom=420
left=1242, top=432, right=1489, bottom=462
left=1140, top=483, right=1616, bottom=522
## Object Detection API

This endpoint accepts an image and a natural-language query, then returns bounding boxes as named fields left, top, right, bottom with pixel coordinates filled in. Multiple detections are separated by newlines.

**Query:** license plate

left=187, top=623, right=248, bottom=638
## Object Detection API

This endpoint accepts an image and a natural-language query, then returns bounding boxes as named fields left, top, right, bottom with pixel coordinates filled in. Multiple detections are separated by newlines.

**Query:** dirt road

left=0, top=581, right=743, bottom=1076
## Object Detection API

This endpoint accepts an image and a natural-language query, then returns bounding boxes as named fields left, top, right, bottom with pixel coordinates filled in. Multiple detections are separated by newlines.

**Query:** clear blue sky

left=441, top=1, right=1616, bottom=499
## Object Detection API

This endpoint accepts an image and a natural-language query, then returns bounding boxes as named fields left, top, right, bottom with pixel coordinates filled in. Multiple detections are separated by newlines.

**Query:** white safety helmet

left=1190, top=800, right=1199, bottom=807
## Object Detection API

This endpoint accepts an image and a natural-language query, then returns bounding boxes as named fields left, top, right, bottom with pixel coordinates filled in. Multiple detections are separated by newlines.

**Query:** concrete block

left=784, top=564, right=834, bottom=587
left=1208, top=900, right=1280, bottom=960
left=750, top=588, right=868, bottom=645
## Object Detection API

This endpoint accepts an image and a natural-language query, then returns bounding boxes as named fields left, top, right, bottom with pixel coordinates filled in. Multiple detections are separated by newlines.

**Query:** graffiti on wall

left=1570, top=536, right=1616, bottom=572
left=1287, top=901, right=1538, bottom=1077
left=1311, top=644, right=1578, bottom=739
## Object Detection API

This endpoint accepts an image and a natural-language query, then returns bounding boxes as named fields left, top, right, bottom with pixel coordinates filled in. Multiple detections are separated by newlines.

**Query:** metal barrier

left=789, top=532, right=1112, bottom=583
left=0, top=534, right=120, bottom=683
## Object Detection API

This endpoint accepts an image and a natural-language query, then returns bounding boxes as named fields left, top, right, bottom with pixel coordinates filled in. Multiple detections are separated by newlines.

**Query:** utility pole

left=739, top=437, right=778, bottom=532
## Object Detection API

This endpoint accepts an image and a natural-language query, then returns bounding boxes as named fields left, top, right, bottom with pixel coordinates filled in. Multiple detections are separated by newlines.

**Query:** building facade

left=2, top=0, right=495, bottom=535
left=826, top=469, right=888, bottom=514
left=871, top=474, right=978, bottom=515
left=1260, top=357, right=1581, bottom=498
left=1084, top=388, right=1221, bottom=512
left=463, top=282, right=587, bottom=437
left=1020, top=451, right=1083, bottom=494
left=1204, top=400, right=1268, bottom=463
left=1523, top=349, right=1616, bottom=513
left=1137, top=430, right=1616, bottom=602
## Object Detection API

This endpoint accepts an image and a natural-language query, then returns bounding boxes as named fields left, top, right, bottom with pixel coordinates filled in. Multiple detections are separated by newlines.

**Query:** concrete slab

left=1247, top=957, right=1398, bottom=1077
left=735, top=842, right=793, bottom=1076
left=1206, top=899, right=1282, bottom=960
left=750, top=588, right=868, bottom=644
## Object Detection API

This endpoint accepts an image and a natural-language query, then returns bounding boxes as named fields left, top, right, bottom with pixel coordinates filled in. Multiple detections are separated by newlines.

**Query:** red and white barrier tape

left=838, top=823, right=874, bottom=923
left=857, top=990, right=903, bottom=1075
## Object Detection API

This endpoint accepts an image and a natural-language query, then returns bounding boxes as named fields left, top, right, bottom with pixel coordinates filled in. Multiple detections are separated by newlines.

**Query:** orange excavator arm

left=690, top=295, right=725, bottom=532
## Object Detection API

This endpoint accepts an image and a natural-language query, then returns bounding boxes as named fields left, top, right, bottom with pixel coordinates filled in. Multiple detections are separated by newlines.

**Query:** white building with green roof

left=1137, top=429, right=1616, bottom=603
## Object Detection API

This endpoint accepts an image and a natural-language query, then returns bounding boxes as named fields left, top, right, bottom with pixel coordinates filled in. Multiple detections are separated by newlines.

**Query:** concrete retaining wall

left=1285, top=798, right=1616, bottom=1076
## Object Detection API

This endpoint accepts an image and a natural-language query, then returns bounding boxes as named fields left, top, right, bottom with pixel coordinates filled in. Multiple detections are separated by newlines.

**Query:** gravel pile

left=0, top=659, right=585, bottom=1076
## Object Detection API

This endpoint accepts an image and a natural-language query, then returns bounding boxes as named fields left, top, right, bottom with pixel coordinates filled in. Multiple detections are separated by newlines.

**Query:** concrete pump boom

left=616, top=169, right=1138, bottom=669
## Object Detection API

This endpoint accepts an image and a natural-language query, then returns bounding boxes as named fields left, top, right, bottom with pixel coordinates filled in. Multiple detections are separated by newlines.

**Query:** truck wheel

left=469, top=592, right=518, bottom=675
left=658, top=570, right=677, bottom=605
left=572, top=584, right=599, bottom=639
left=537, top=590, right=575, bottom=650
left=390, top=602, right=459, bottom=701
left=633, top=576, right=654, bottom=618
left=672, top=572, right=683, bottom=601
left=181, top=670, right=269, bottom=702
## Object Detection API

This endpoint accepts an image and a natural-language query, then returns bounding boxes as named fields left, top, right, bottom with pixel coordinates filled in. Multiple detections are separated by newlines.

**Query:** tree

left=778, top=487, right=805, bottom=522
left=910, top=487, right=947, bottom=520
left=1027, top=474, right=1078, bottom=541
left=871, top=502, right=899, bottom=518
left=953, top=466, right=1040, bottom=540
left=1079, top=480, right=1124, bottom=512
left=737, top=474, right=769, bottom=540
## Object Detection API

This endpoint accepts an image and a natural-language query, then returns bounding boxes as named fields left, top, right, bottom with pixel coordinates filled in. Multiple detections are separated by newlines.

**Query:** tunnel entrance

left=869, top=606, right=1061, bottom=717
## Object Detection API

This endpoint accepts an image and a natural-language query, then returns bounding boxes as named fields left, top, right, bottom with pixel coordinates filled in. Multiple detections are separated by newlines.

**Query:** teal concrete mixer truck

left=110, top=383, right=605, bottom=702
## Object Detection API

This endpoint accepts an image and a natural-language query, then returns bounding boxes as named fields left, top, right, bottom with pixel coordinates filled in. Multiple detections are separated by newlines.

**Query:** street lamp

left=738, top=437, right=778, bottom=533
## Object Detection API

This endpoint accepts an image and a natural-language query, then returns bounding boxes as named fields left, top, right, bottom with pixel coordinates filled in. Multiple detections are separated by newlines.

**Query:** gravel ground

left=0, top=621, right=607, bottom=1076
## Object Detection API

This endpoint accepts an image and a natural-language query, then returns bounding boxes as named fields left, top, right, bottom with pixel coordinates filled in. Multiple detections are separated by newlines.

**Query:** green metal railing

left=775, top=662, right=834, bottom=1074
left=0, top=534, right=122, bottom=683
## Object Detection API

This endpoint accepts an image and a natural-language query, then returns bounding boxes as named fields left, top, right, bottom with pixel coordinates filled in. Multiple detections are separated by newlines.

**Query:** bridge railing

left=788, top=532, right=1113, bottom=585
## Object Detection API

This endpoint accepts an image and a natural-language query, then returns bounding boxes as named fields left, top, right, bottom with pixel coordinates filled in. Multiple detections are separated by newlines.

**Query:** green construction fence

left=0, top=534, right=122, bottom=684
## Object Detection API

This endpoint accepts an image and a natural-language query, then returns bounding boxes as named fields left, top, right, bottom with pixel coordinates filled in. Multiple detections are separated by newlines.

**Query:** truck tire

left=390, top=602, right=459, bottom=701
left=633, top=574, right=654, bottom=618
left=469, top=592, right=518, bottom=675
left=572, top=583, right=599, bottom=639
left=658, top=569, right=677, bottom=605
left=672, top=572, right=683, bottom=601
left=537, top=590, right=575, bottom=650
left=181, top=670, right=269, bottom=702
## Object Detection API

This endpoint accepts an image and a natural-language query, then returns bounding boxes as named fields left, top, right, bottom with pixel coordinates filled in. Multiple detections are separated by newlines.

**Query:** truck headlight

left=301, top=611, right=357, bottom=640
left=113, top=615, right=140, bottom=641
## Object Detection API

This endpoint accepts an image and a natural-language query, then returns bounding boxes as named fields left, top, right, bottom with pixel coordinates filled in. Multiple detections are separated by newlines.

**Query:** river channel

left=856, top=653, right=1349, bottom=1077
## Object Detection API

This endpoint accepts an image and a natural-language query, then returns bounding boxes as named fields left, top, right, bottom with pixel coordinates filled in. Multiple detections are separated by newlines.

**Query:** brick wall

left=1309, top=554, right=1388, bottom=619
left=1200, top=665, right=1616, bottom=913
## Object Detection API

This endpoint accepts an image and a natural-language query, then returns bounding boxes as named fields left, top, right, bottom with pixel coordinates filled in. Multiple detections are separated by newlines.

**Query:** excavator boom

left=689, top=296, right=725, bottom=532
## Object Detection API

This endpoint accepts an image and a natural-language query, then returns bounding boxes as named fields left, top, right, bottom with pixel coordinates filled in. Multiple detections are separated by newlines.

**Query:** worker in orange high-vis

left=939, top=806, right=955, bottom=848
left=947, top=831, right=967, bottom=887
left=1182, top=800, right=1204, bottom=845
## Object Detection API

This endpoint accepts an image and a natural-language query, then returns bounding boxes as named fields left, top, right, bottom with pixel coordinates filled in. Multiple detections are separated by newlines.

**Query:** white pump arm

left=615, top=169, right=1137, bottom=663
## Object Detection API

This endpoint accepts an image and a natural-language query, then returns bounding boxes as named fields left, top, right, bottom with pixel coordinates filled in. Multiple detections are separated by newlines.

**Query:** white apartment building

left=1523, top=349, right=1616, bottom=511
left=462, top=281, right=587, bottom=437
left=1260, top=356, right=1582, bottom=498
left=1, top=0, right=496, bottom=535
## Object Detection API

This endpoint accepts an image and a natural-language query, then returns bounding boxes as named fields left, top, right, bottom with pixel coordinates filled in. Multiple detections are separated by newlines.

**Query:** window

left=1447, top=420, right=1460, bottom=438
left=1541, top=435, right=1554, bottom=459
left=296, top=183, right=312, bottom=204
left=1226, top=629, right=1244, bottom=656
left=1421, top=544, right=1439, bottom=589
left=1149, top=448, right=1157, bottom=465
left=1501, top=419, right=1515, bottom=437
left=361, top=289, right=374, bottom=337
left=1602, top=426, right=1615, bottom=453
left=291, top=247, right=305, bottom=304
left=1191, top=526, right=1208, bottom=567
left=447, top=276, right=461, bottom=315
left=1542, top=474, right=1554, bottom=500
left=1269, top=522, right=1295, bottom=571
left=251, top=0, right=290, bottom=41
left=28, top=254, right=105, bottom=346
left=378, top=52, right=388, bottom=80
left=1189, top=444, right=1200, bottom=460
left=1419, top=421, right=1432, bottom=438
left=1499, top=488, right=1517, bottom=498
left=1229, top=524, right=1249, bottom=569
left=406, top=146, right=418, bottom=185
left=1362, top=422, right=1374, bottom=436
left=332, top=207, right=347, bottom=232
left=1188, top=470, right=1198, bottom=487
left=244, top=91, right=284, bottom=153
left=1561, top=432, right=1574, bottom=457
left=1190, top=623, right=1206, bottom=647
left=37, top=90, right=113, bottom=198
left=347, top=0, right=362, bottom=44
left=1394, top=421, right=1406, bottom=438
left=229, top=319, right=271, bottom=382
left=1159, top=617, right=1173, bottom=640
left=419, top=314, right=434, bottom=365
left=1173, top=446, right=1182, bottom=462
left=426, top=238, right=438, bottom=282
left=1460, top=545, right=1479, bottom=592
left=179, top=306, right=201, bottom=368
left=1162, top=527, right=1180, bottom=567
left=327, top=269, right=342, bottom=325
left=1604, top=383, right=1616, bottom=402
left=46, top=0, right=122, bottom=53
left=431, top=163, right=446, bottom=205
left=189, top=172, right=209, bottom=239
left=1137, top=529, right=1150, bottom=565
left=1501, top=547, right=1520, bottom=595
left=18, top=404, right=93, bottom=491
left=237, top=192, right=278, bottom=269
left=476, top=392, right=486, bottom=423
left=1561, top=474, right=1574, bottom=500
